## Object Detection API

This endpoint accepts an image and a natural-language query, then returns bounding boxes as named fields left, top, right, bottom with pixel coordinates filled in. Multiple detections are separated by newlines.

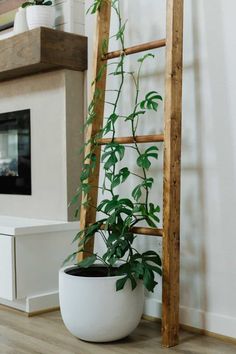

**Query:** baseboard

left=28, top=307, right=60, bottom=317
left=144, top=298, right=236, bottom=341
left=0, top=297, right=26, bottom=312
left=26, top=291, right=59, bottom=314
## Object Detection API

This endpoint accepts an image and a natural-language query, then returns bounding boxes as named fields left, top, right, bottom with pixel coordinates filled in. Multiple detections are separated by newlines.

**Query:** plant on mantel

left=67, top=0, right=163, bottom=293
left=21, top=0, right=52, bottom=8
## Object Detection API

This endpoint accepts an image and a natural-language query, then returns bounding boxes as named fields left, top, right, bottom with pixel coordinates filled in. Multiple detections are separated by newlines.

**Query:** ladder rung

left=97, top=134, right=164, bottom=145
left=99, top=224, right=163, bottom=237
left=132, top=227, right=163, bottom=237
left=102, top=39, right=166, bottom=61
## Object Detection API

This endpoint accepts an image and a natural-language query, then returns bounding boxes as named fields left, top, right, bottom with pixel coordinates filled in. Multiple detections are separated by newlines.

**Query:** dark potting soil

left=65, top=266, right=119, bottom=278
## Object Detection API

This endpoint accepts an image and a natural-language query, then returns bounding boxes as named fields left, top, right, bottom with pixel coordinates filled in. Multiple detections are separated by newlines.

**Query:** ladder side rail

left=79, top=1, right=112, bottom=261
left=162, top=0, right=184, bottom=347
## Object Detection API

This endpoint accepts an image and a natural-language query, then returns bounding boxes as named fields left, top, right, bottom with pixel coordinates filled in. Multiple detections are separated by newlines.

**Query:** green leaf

left=132, top=185, right=142, bottom=202
left=132, top=261, right=145, bottom=278
left=69, top=191, right=81, bottom=206
left=97, top=199, right=110, bottom=212
left=143, top=251, right=162, bottom=267
left=106, top=172, right=113, bottom=182
left=102, top=144, right=125, bottom=170
left=129, top=274, right=137, bottom=290
left=104, top=196, right=119, bottom=213
left=149, top=203, right=160, bottom=213
left=86, top=0, right=102, bottom=14
left=72, top=229, right=84, bottom=243
left=111, top=167, right=130, bottom=189
left=107, top=231, right=120, bottom=244
left=104, top=154, right=118, bottom=170
left=111, top=70, right=126, bottom=76
left=111, top=175, right=121, bottom=189
left=137, top=146, right=159, bottom=170
left=43, top=0, right=52, bottom=5
left=62, top=252, right=77, bottom=266
left=137, top=154, right=151, bottom=169
left=116, top=145, right=125, bottom=160
left=110, top=113, right=119, bottom=122
left=116, top=276, right=128, bottom=291
left=77, top=220, right=106, bottom=247
left=138, top=53, right=155, bottom=63
left=80, top=164, right=91, bottom=182
left=143, top=268, right=157, bottom=292
left=146, top=146, right=159, bottom=153
left=22, top=2, right=33, bottom=8
left=143, top=178, right=154, bottom=189
left=148, top=213, right=160, bottom=223
left=140, top=91, right=162, bottom=112
left=116, top=20, right=127, bottom=41
left=120, top=167, right=130, bottom=181
left=119, top=198, right=134, bottom=209
left=147, top=264, right=162, bottom=276
left=125, top=111, right=145, bottom=121
left=146, top=216, right=157, bottom=227
left=78, top=254, right=97, bottom=268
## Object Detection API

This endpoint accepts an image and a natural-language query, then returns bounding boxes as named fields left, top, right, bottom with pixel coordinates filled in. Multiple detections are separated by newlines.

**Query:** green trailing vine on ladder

left=66, top=0, right=163, bottom=292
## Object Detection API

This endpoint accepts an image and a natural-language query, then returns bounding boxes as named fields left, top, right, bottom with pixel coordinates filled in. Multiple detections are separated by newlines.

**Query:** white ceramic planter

left=14, top=8, right=28, bottom=34
left=59, top=266, right=144, bottom=342
left=26, top=5, right=54, bottom=30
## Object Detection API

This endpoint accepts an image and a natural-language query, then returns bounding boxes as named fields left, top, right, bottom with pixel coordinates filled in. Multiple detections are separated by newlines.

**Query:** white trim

left=0, top=297, right=26, bottom=312
left=144, top=298, right=236, bottom=339
left=0, top=216, right=79, bottom=236
left=0, top=291, right=59, bottom=313
left=26, top=291, right=59, bottom=313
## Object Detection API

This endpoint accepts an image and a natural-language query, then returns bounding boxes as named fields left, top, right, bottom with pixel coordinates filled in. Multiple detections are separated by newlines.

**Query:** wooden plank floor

left=0, top=306, right=235, bottom=354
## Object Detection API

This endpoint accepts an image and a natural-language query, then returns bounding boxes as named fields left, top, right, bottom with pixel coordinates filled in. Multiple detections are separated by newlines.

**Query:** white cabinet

left=15, top=232, right=74, bottom=299
left=0, top=216, right=79, bottom=313
left=0, top=235, right=15, bottom=300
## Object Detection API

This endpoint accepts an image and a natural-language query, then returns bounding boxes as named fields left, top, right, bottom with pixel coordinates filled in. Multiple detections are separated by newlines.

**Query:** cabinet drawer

left=0, top=235, right=15, bottom=300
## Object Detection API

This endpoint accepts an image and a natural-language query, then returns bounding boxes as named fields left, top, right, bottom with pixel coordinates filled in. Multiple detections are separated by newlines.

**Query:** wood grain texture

left=131, top=227, right=163, bottom=237
left=103, top=39, right=166, bottom=60
left=97, top=134, right=164, bottom=145
left=0, top=307, right=235, bottom=354
left=78, top=1, right=112, bottom=261
left=99, top=224, right=163, bottom=236
left=0, top=27, right=87, bottom=82
left=162, top=0, right=184, bottom=348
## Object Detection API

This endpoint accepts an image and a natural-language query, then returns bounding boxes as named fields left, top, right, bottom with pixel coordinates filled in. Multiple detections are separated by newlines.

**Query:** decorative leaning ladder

left=79, top=0, right=184, bottom=348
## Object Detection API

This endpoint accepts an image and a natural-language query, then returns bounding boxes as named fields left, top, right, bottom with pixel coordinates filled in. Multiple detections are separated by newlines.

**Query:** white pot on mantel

left=59, top=265, right=144, bottom=342
left=26, top=5, right=55, bottom=30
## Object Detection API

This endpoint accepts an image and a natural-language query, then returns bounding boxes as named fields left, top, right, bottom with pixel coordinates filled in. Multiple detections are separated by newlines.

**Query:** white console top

left=0, top=216, right=80, bottom=236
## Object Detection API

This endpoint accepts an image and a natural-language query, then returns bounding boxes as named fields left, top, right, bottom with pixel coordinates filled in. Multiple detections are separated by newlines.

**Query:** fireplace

left=0, top=109, right=31, bottom=195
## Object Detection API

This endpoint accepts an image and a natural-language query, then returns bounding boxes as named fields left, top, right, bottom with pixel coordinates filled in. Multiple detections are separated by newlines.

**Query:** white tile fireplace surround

left=0, top=69, right=84, bottom=313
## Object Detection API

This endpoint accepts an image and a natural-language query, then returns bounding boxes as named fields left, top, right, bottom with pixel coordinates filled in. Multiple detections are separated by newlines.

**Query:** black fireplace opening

left=0, top=109, right=31, bottom=195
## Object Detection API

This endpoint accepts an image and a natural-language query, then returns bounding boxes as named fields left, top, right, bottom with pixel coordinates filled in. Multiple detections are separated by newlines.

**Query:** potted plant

left=21, top=0, right=54, bottom=30
left=59, top=0, right=163, bottom=343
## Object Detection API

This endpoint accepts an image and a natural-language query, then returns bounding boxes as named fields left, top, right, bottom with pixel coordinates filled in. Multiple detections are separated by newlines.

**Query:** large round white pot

left=59, top=266, right=144, bottom=342
left=26, top=5, right=54, bottom=30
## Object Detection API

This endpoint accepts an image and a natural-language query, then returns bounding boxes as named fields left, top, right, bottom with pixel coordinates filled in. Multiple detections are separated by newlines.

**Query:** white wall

left=0, top=70, right=84, bottom=221
left=85, top=0, right=236, bottom=339
left=55, top=0, right=85, bottom=35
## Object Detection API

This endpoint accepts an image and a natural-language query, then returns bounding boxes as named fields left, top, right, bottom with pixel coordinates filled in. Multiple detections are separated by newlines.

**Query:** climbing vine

left=67, top=0, right=163, bottom=292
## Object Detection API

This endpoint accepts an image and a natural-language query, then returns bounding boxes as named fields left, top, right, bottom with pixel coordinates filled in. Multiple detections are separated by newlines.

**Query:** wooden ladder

left=79, top=0, right=184, bottom=348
